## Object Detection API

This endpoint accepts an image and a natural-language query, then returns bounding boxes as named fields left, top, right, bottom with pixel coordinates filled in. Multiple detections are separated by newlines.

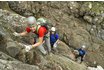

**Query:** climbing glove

left=53, top=43, right=57, bottom=48
left=25, top=45, right=33, bottom=52
left=13, top=32, right=20, bottom=36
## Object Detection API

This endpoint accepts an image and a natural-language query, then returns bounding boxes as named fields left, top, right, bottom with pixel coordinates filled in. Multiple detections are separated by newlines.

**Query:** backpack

left=78, top=49, right=86, bottom=56
left=35, top=18, right=53, bottom=34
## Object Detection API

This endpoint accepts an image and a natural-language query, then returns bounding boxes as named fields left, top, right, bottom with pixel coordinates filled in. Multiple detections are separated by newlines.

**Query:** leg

left=45, top=32, right=51, bottom=53
left=36, top=38, right=47, bottom=55
left=80, top=55, right=84, bottom=62
left=50, top=43, right=54, bottom=49
left=37, top=44, right=47, bottom=55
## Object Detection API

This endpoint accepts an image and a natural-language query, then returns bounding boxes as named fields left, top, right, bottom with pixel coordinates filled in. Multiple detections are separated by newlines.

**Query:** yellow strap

left=36, top=25, right=41, bottom=33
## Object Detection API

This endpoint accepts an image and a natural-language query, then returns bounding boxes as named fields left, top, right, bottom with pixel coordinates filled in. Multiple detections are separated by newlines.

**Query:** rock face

left=0, top=1, right=104, bottom=69
left=0, top=51, right=39, bottom=70
left=0, top=59, right=39, bottom=70
left=6, top=1, right=104, bottom=68
left=0, top=9, right=87, bottom=70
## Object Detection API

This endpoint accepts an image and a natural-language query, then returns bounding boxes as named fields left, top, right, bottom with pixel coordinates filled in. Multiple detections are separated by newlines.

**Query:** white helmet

left=81, top=45, right=86, bottom=49
left=27, top=16, right=36, bottom=24
left=51, top=27, right=56, bottom=31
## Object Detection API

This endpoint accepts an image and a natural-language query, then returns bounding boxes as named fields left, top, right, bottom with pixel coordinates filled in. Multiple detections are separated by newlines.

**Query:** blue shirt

left=78, top=48, right=86, bottom=56
left=50, top=33, right=59, bottom=45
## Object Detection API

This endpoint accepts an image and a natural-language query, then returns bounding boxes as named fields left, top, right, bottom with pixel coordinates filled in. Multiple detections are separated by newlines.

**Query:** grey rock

left=84, top=15, right=92, bottom=23
left=6, top=42, right=21, bottom=57
left=0, top=59, right=40, bottom=70
left=1, top=1, right=104, bottom=69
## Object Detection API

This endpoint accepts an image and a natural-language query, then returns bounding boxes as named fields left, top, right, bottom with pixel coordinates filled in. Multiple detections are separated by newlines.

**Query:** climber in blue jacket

left=73, top=45, right=87, bottom=63
left=50, top=27, right=59, bottom=51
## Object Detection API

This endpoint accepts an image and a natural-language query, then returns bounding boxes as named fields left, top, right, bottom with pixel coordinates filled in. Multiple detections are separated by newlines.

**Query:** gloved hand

left=53, top=43, right=57, bottom=49
left=13, top=32, right=20, bottom=36
left=25, top=45, right=33, bottom=52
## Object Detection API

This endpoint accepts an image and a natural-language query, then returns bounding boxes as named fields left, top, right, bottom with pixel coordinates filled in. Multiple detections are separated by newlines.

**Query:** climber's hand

left=13, top=32, right=20, bottom=36
left=25, top=45, right=32, bottom=52
left=53, top=43, right=57, bottom=48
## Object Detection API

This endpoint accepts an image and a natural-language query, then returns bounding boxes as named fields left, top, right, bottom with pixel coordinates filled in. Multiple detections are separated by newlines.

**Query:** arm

left=32, top=37, right=43, bottom=48
left=19, top=31, right=28, bottom=36
left=55, top=39, right=59, bottom=44
left=13, top=27, right=30, bottom=37
left=20, top=26, right=31, bottom=36
left=82, top=54, right=86, bottom=61
left=83, top=51, right=87, bottom=59
left=55, top=33, right=59, bottom=44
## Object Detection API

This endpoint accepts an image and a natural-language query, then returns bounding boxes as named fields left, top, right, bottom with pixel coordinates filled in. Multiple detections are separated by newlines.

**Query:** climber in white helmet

left=27, top=16, right=37, bottom=24
left=13, top=16, right=51, bottom=55
left=81, top=45, right=86, bottom=49
left=73, top=45, right=87, bottom=63
left=50, top=27, right=59, bottom=53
